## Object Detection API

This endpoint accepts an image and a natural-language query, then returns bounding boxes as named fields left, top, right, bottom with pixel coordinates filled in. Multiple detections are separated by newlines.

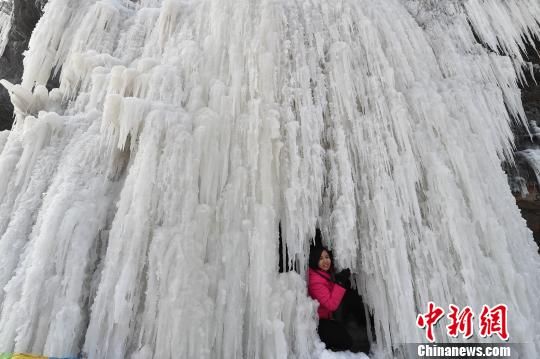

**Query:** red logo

left=447, top=305, right=474, bottom=339
left=479, top=304, right=509, bottom=341
left=417, top=303, right=509, bottom=342
left=416, top=302, right=445, bottom=342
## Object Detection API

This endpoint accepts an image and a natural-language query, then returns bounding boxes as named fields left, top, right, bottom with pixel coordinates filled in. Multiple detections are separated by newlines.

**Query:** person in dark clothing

left=308, top=246, right=352, bottom=351
left=308, top=246, right=371, bottom=353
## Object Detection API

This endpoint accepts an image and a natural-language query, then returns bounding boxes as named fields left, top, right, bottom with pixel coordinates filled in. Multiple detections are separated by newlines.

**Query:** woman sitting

left=308, top=246, right=353, bottom=351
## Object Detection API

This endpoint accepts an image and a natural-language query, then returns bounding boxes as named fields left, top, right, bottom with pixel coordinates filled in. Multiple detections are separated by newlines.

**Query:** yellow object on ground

left=0, top=354, right=47, bottom=359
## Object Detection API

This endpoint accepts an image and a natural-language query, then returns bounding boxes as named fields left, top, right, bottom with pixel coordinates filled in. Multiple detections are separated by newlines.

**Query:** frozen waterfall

left=0, top=0, right=540, bottom=358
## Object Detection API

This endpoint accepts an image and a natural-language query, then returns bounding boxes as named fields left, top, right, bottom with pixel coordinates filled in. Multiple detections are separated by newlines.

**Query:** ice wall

left=0, top=0, right=539, bottom=358
left=0, top=1, right=12, bottom=55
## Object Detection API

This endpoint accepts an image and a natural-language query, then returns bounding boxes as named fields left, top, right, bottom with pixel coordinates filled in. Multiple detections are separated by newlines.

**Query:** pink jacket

left=308, top=268, right=346, bottom=319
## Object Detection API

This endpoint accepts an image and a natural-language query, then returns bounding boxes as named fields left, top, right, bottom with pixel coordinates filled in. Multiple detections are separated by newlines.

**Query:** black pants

left=318, top=319, right=352, bottom=351
left=330, top=289, right=372, bottom=353
left=338, top=289, right=367, bottom=326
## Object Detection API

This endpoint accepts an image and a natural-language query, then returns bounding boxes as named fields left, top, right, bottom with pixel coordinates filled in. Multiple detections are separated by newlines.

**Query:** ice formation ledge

left=0, top=0, right=539, bottom=358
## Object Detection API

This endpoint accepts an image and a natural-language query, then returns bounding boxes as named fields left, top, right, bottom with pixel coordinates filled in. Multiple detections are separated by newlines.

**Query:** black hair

left=309, top=245, right=333, bottom=271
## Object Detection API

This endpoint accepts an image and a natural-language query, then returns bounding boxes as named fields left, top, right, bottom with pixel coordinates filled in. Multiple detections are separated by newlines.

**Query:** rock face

left=507, top=41, right=540, bottom=250
left=0, top=0, right=45, bottom=131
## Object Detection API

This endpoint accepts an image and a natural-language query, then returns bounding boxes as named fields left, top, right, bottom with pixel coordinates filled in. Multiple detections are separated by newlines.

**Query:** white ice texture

left=0, top=0, right=12, bottom=55
left=0, top=0, right=539, bottom=358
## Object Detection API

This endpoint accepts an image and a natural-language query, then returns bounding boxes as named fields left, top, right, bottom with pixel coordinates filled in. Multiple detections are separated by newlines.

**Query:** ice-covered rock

left=0, top=0, right=46, bottom=130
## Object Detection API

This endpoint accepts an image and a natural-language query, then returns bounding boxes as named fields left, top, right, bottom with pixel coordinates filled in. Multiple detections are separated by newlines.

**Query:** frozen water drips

left=516, top=149, right=540, bottom=187
left=0, top=0, right=12, bottom=56
left=0, top=0, right=540, bottom=358
left=0, top=129, right=8, bottom=151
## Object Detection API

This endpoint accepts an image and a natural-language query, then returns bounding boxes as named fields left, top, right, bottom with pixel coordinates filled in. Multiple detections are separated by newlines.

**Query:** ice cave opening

left=278, top=226, right=374, bottom=354
left=0, top=0, right=540, bottom=358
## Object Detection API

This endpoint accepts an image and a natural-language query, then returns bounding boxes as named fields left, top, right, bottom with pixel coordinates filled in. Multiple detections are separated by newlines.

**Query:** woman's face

left=318, top=250, right=331, bottom=272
